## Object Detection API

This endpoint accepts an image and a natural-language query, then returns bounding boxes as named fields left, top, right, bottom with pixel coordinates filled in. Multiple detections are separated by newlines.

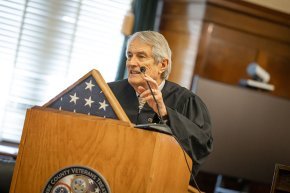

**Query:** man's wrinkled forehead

left=127, top=38, right=152, bottom=54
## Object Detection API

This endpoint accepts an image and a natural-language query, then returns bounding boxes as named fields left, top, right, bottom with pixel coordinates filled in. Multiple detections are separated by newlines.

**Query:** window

left=0, top=0, right=131, bottom=143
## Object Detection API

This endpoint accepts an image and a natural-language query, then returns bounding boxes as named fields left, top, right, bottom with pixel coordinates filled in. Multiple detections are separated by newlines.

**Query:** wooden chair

left=270, top=164, right=290, bottom=193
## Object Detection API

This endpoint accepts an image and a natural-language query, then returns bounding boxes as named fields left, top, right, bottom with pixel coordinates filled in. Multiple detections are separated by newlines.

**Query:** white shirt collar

left=158, top=80, right=166, bottom=91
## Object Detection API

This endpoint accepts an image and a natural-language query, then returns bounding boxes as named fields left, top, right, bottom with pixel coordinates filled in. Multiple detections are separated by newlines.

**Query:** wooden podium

left=10, top=107, right=192, bottom=193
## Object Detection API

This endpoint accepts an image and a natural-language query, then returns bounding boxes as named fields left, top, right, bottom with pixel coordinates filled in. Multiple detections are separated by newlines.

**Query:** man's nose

left=127, top=56, right=139, bottom=66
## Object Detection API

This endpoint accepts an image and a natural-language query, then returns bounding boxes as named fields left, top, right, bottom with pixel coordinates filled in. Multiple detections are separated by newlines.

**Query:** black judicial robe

left=108, top=79, right=213, bottom=175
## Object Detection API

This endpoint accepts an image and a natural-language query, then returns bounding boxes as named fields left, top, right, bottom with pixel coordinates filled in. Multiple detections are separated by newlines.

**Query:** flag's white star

left=85, top=96, right=94, bottom=107
left=85, top=80, right=95, bottom=91
left=99, top=100, right=108, bottom=111
left=69, top=93, right=79, bottom=104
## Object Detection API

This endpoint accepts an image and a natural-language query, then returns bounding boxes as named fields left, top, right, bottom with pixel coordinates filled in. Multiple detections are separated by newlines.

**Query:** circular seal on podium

left=43, top=166, right=111, bottom=193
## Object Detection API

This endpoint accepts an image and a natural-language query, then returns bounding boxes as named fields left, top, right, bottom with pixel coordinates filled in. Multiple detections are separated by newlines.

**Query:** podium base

left=135, top=123, right=172, bottom=135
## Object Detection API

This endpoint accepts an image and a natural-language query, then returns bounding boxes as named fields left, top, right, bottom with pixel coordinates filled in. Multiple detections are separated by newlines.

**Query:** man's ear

left=159, top=58, right=168, bottom=74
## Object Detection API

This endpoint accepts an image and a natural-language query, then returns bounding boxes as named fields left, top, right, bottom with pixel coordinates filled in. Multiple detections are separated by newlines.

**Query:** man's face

left=126, top=38, right=163, bottom=89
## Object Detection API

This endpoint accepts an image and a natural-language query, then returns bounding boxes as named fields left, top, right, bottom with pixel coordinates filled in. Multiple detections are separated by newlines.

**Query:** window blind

left=0, top=0, right=131, bottom=143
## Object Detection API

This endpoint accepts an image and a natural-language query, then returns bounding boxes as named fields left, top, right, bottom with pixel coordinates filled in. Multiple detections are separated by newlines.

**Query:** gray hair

left=126, top=31, right=172, bottom=80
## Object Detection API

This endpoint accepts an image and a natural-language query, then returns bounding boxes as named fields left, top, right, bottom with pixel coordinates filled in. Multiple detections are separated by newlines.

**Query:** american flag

left=46, top=74, right=117, bottom=119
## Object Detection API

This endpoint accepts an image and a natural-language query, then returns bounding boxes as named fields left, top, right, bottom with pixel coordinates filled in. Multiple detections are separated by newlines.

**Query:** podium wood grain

left=10, top=108, right=191, bottom=193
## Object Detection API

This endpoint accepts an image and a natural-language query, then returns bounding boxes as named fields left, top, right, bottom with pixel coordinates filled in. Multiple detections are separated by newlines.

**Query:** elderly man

left=108, top=31, right=213, bottom=176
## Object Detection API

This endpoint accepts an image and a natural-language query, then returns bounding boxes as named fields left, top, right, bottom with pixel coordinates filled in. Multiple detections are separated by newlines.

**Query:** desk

left=192, top=77, right=290, bottom=184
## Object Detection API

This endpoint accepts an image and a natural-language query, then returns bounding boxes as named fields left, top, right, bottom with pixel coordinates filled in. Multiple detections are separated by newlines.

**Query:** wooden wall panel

left=158, top=0, right=290, bottom=99
left=195, top=21, right=290, bottom=84
left=204, top=3, right=290, bottom=43
left=161, top=31, right=199, bottom=86
left=201, top=37, right=257, bottom=83
left=158, top=0, right=206, bottom=88
left=194, top=21, right=290, bottom=98
left=259, top=51, right=290, bottom=98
